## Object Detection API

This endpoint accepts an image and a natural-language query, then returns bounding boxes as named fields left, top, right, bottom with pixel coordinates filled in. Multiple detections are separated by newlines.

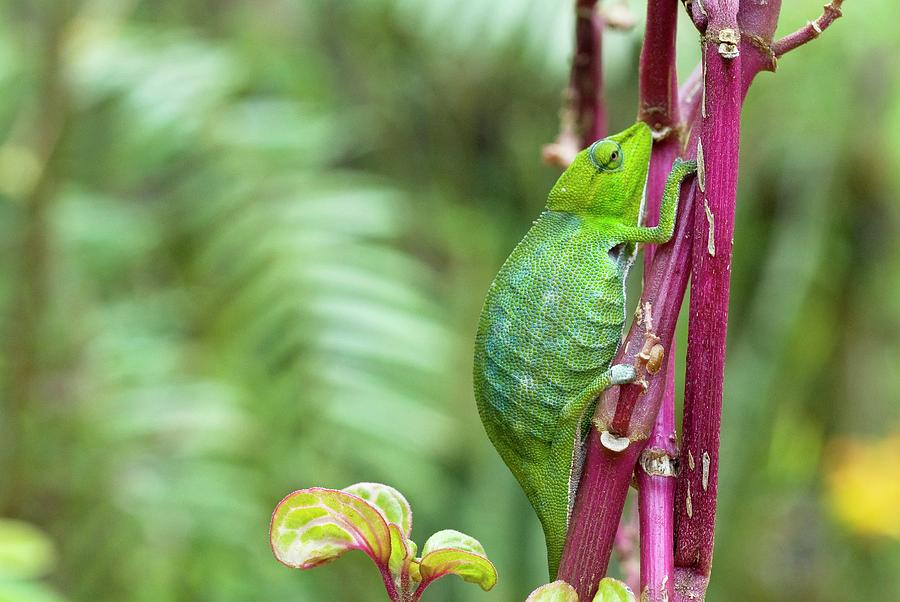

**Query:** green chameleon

left=473, top=122, right=696, bottom=576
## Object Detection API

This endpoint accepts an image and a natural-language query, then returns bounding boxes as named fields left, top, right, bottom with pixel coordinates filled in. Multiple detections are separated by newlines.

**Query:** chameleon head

left=546, top=121, right=652, bottom=225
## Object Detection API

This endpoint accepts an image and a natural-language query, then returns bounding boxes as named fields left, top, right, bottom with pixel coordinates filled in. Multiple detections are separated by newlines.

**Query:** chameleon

left=472, top=122, right=696, bottom=577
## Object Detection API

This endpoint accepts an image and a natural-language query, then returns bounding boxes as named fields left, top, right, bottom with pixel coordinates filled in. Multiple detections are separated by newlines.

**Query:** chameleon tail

left=539, top=418, right=586, bottom=579
left=530, top=487, right=566, bottom=578
left=539, top=365, right=637, bottom=578
left=545, top=527, right=565, bottom=580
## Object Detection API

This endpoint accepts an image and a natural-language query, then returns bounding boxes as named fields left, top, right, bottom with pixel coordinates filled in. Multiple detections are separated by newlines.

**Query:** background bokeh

left=1, top=1, right=898, bottom=600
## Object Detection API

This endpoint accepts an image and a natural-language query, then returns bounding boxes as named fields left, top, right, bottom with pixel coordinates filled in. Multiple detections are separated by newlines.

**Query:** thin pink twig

left=772, top=0, right=844, bottom=57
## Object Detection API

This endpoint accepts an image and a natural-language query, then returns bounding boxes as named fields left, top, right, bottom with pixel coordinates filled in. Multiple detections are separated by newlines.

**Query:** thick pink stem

left=672, top=2, right=803, bottom=598
left=633, top=6, right=683, bottom=596
left=558, top=441, right=644, bottom=596
left=553, top=0, right=841, bottom=597
left=673, top=1, right=741, bottom=596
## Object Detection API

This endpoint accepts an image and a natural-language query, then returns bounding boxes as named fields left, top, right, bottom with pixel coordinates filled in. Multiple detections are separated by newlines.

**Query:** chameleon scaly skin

left=473, top=122, right=696, bottom=577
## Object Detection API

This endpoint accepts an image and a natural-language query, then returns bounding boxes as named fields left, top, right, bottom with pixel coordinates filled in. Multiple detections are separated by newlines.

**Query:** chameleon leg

left=559, top=363, right=638, bottom=427
left=543, top=363, right=639, bottom=577
left=619, top=158, right=698, bottom=244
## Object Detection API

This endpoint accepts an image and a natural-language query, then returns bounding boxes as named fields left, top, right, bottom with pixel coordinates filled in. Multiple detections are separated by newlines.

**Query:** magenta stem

left=772, top=0, right=843, bottom=57
left=633, top=6, right=683, bottom=595
left=639, top=0, right=683, bottom=267
left=381, top=564, right=401, bottom=601
left=638, top=0, right=681, bottom=142
left=673, top=1, right=741, bottom=595
left=637, top=350, right=678, bottom=601
left=573, top=0, right=607, bottom=145
left=558, top=441, right=644, bottom=597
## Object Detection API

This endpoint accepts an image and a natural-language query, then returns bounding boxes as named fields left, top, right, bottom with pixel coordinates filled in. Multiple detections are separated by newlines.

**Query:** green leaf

left=525, top=580, right=579, bottom=602
left=343, top=482, right=412, bottom=537
left=269, top=486, right=391, bottom=569
left=592, top=578, right=636, bottom=602
left=417, top=529, right=497, bottom=591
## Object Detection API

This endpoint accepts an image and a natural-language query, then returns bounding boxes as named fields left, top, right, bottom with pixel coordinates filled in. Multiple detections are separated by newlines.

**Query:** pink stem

left=638, top=0, right=681, bottom=146
left=673, top=1, right=741, bottom=597
left=381, top=564, right=401, bottom=601
left=637, top=350, right=678, bottom=602
left=633, top=6, right=683, bottom=597
left=573, top=0, right=607, bottom=145
left=559, top=441, right=644, bottom=596
left=554, top=0, right=842, bottom=597
left=772, top=0, right=843, bottom=57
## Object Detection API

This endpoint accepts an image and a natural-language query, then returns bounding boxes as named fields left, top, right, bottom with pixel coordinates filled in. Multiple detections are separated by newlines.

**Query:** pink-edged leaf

left=416, top=529, right=497, bottom=592
left=269, top=486, right=391, bottom=569
left=344, top=482, right=412, bottom=537
left=525, top=580, right=580, bottom=602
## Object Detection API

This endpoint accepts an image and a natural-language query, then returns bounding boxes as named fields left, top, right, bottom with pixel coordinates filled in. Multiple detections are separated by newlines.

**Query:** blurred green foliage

left=0, top=0, right=898, bottom=600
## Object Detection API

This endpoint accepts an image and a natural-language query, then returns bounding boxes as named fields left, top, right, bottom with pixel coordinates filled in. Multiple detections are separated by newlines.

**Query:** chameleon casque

left=473, top=122, right=696, bottom=576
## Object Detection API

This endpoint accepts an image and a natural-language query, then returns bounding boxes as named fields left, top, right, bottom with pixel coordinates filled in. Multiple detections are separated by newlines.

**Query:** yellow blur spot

left=825, top=435, right=900, bottom=539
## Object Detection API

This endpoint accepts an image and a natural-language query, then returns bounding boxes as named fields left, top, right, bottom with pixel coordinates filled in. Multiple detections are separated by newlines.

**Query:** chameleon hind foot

left=608, top=363, right=638, bottom=386
left=595, top=364, right=641, bottom=452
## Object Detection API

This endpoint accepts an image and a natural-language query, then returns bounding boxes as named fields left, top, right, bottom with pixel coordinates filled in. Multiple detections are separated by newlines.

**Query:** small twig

left=542, top=102, right=580, bottom=168
left=544, top=0, right=607, bottom=167
left=772, top=0, right=844, bottom=57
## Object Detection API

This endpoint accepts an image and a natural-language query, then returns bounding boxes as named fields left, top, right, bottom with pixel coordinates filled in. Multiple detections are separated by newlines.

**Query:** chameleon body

left=473, top=122, right=696, bottom=576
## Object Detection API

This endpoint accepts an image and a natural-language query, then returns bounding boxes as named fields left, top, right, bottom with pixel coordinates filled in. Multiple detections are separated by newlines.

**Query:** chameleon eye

left=588, top=140, right=624, bottom=172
